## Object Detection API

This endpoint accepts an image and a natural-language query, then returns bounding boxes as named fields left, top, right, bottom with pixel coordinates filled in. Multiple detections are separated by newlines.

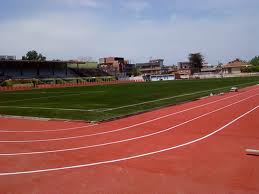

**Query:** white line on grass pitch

left=0, top=106, right=104, bottom=112
left=0, top=91, right=246, bottom=133
left=99, top=81, right=259, bottom=112
left=2, top=91, right=105, bottom=95
left=0, top=105, right=257, bottom=176
left=1, top=93, right=81, bottom=104
left=1, top=92, right=258, bottom=156
left=0, top=91, right=105, bottom=104
left=0, top=89, right=258, bottom=143
left=3, top=91, right=104, bottom=95
left=1, top=82, right=258, bottom=113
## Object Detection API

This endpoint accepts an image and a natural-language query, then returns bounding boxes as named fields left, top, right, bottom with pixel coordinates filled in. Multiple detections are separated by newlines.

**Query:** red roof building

left=222, top=59, right=251, bottom=74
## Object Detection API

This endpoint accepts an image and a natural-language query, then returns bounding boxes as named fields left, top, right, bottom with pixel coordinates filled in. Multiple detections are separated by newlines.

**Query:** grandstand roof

left=0, top=60, right=68, bottom=65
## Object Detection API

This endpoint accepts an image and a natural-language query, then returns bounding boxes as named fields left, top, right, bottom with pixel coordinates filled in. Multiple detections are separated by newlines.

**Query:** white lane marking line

left=99, top=82, right=259, bottom=112
left=0, top=106, right=104, bottom=112
left=2, top=93, right=258, bottom=156
left=0, top=105, right=257, bottom=176
left=0, top=89, right=258, bottom=142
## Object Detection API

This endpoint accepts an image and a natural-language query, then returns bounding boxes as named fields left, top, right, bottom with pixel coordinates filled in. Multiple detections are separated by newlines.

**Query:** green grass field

left=1, top=77, right=259, bottom=121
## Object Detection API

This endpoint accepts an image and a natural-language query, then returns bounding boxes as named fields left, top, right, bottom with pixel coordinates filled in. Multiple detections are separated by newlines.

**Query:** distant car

left=230, top=87, right=238, bottom=92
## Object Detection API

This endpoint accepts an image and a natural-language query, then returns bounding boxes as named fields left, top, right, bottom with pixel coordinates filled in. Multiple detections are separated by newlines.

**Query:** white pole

left=246, top=149, right=259, bottom=156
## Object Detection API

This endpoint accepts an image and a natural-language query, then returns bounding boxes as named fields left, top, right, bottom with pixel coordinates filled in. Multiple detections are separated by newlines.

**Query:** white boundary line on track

left=1, top=93, right=258, bottom=156
left=0, top=105, right=257, bottom=176
left=0, top=88, right=258, bottom=142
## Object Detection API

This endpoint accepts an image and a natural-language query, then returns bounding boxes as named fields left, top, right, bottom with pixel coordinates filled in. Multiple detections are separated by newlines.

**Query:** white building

left=150, top=74, right=175, bottom=81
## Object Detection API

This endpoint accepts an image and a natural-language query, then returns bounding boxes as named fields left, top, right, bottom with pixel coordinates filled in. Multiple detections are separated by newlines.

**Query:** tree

left=188, top=53, right=204, bottom=71
left=37, top=53, right=46, bottom=61
left=250, top=56, right=259, bottom=66
left=241, top=66, right=259, bottom=73
left=132, top=67, right=141, bottom=76
left=22, top=50, right=46, bottom=61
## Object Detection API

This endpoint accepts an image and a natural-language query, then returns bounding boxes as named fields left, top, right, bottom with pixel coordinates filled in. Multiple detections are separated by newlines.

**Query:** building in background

left=123, top=63, right=135, bottom=77
left=222, top=59, right=251, bottom=74
left=161, top=65, right=178, bottom=75
left=0, top=55, right=16, bottom=60
left=99, top=57, right=124, bottom=73
left=98, top=57, right=134, bottom=77
left=136, top=59, right=164, bottom=75
left=177, top=62, right=193, bottom=78
left=200, top=64, right=222, bottom=74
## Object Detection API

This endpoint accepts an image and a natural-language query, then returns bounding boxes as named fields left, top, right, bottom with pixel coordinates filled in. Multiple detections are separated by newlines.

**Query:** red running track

left=0, top=85, right=258, bottom=194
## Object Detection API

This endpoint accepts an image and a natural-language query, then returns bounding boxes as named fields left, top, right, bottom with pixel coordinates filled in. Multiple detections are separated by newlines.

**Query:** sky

left=0, top=0, right=258, bottom=65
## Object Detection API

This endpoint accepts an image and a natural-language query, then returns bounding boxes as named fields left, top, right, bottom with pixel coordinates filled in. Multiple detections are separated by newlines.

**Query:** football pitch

left=1, top=77, right=259, bottom=121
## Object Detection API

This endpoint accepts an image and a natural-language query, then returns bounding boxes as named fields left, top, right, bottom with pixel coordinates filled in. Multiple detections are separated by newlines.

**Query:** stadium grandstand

left=0, top=58, right=114, bottom=87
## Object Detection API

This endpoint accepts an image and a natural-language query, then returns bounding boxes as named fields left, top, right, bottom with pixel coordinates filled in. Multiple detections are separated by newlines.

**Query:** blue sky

left=0, top=0, right=258, bottom=65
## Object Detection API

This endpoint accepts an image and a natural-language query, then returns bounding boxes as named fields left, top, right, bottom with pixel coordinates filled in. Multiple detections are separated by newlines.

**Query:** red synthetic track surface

left=0, top=85, right=258, bottom=194
left=0, top=80, right=143, bottom=92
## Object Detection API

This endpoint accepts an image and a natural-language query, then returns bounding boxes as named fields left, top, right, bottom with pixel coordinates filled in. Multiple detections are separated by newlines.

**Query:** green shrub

left=250, top=56, right=259, bottom=66
left=0, top=79, right=36, bottom=87
left=241, top=66, right=259, bottom=73
left=41, top=79, right=55, bottom=84
left=1, top=80, right=13, bottom=87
